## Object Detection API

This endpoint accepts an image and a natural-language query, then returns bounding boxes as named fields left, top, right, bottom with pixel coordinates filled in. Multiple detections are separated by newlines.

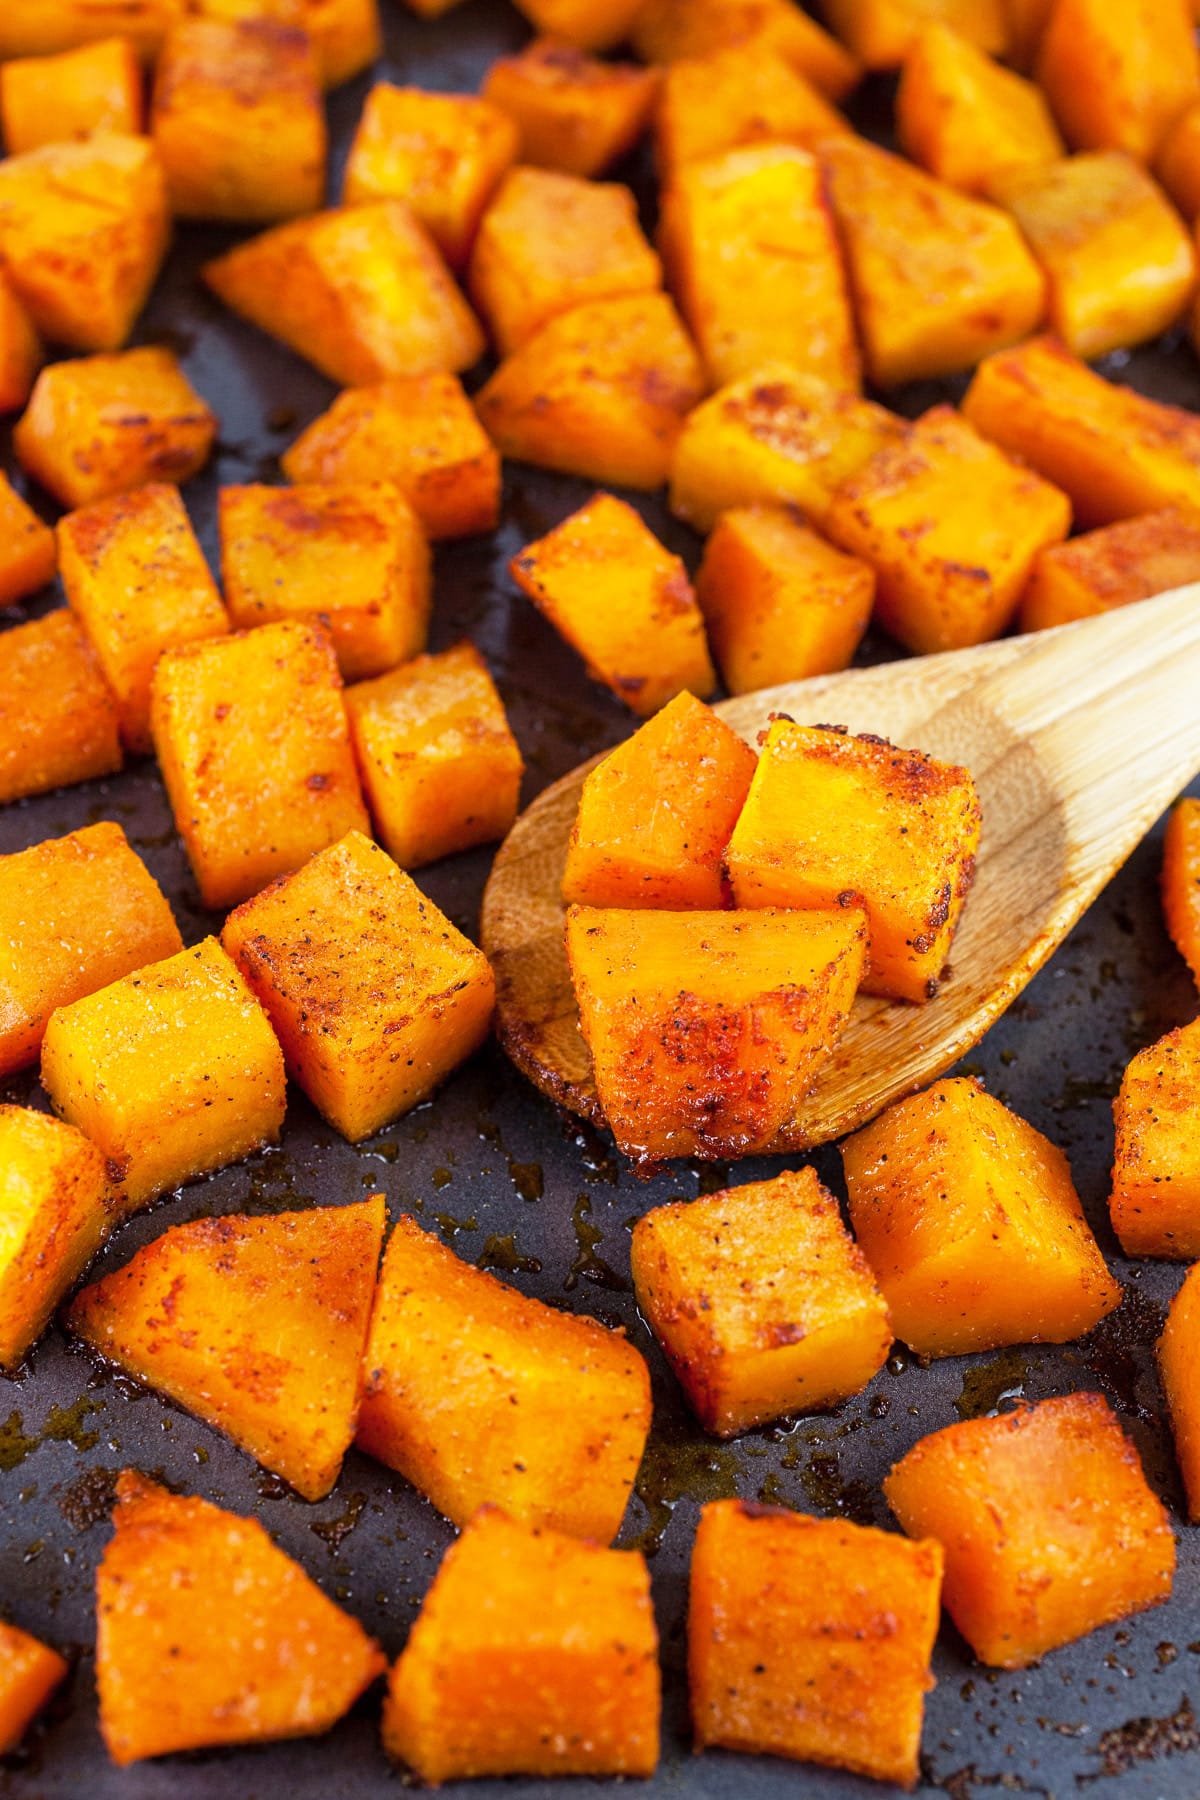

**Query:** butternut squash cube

left=14, top=346, right=216, bottom=510
left=0, top=274, right=40, bottom=415
left=222, top=831, right=494, bottom=1139
left=41, top=937, right=286, bottom=1216
left=656, top=44, right=847, bottom=181
left=964, top=336, right=1200, bottom=528
left=343, top=84, right=517, bottom=270
left=1022, top=506, right=1200, bottom=633
left=0, top=0, right=183, bottom=61
left=357, top=1214, right=651, bottom=1540
left=632, top=1167, right=892, bottom=1436
left=186, top=0, right=381, bottom=89
left=383, top=1508, right=660, bottom=1782
left=566, top=903, right=868, bottom=1165
left=1162, top=797, right=1200, bottom=989
left=218, top=482, right=428, bottom=682
left=821, top=0, right=1008, bottom=69
left=818, top=135, right=1044, bottom=386
left=150, top=619, right=368, bottom=910
left=509, top=493, right=714, bottom=717
left=482, top=38, right=660, bottom=179
left=203, top=203, right=486, bottom=386
left=696, top=503, right=874, bottom=694
left=1036, top=0, right=1198, bottom=165
left=842, top=1078, right=1119, bottom=1358
left=58, top=484, right=230, bottom=754
left=1158, top=1263, right=1200, bottom=1520
left=0, top=611, right=122, bottom=806
left=0, top=1106, right=114, bottom=1372
left=0, top=135, right=168, bottom=353
left=0, top=1624, right=67, bottom=1756
left=669, top=364, right=905, bottom=533
left=884, top=1394, right=1175, bottom=1667
left=727, top=720, right=981, bottom=1003
left=896, top=22, right=1063, bottom=195
left=825, top=405, right=1071, bottom=653
left=0, top=36, right=141, bottom=155
left=67, top=1196, right=385, bottom=1500
left=1156, top=101, right=1200, bottom=222
left=1110, top=1017, right=1200, bottom=1258
left=0, top=821, right=181, bottom=1079
left=689, top=1500, right=942, bottom=1788
left=96, top=1471, right=386, bottom=1766
left=659, top=143, right=859, bottom=391
left=631, top=0, right=861, bottom=101
left=344, top=645, right=524, bottom=870
left=0, top=471, right=53, bottom=602
left=1005, top=0, right=1053, bottom=70
left=512, top=0, right=645, bottom=52
left=474, top=291, right=705, bottom=492
left=561, top=690, right=756, bottom=910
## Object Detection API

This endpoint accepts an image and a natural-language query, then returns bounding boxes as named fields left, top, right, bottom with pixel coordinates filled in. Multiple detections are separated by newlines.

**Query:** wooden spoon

left=481, top=582, right=1200, bottom=1156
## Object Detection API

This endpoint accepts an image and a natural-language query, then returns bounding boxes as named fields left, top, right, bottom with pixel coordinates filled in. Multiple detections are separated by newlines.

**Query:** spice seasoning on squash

left=1021, top=506, right=1200, bottom=633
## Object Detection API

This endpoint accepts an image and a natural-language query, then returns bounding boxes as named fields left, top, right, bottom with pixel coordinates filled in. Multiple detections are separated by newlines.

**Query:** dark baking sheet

left=3, top=4, right=1200, bottom=1794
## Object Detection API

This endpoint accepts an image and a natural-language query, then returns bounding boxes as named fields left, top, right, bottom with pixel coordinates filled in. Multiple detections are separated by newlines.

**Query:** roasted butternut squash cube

left=1022, top=506, right=1200, bottom=633
left=58, top=484, right=230, bottom=754
left=357, top=1214, right=651, bottom=1539
left=669, top=364, right=905, bottom=533
left=0, top=134, right=168, bottom=353
left=219, top=482, right=428, bottom=682
left=1162, top=797, right=1200, bottom=989
left=343, top=85, right=517, bottom=270
left=1005, top=0, right=1053, bottom=70
left=696, top=503, right=874, bottom=694
left=187, top=0, right=381, bottom=89
left=562, top=690, right=756, bottom=910
left=818, top=135, right=1044, bottom=387
left=0, top=0, right=183, bottom=61
left=0, top=274, right=40, bottom=415
left=631, top=0, right=861, bottom=100
left=659, top=143, right=859, bottom=391
left=97, top=1471, right=385, bottom=1766
left=632, top=1167, right=892, bottom=1436
left=727, top=720, right=981, bottom=1003
left=222, top=831, right=494, bottom=1139
left=1158, top=1263, right=1200, bottom=1520
left=1157, top=102, right=1200, bottom=222
left=825, top=405, right=1071, bottom=653
left=656, top=43, right=846, bottom=183
left=884, top=1394, right=1175, bottom=1667
left=842, top=1079, right=1119, bottom=1358
left=512, top=0, right=645, bottom=52
left=384, top=1508, right=659, bottom=1782
left=0, top=1106, right=114, bottom=1371
left=1, top=36, right=141, bottom=154
left=1036, top=0, right=1198, bottom=165
left=41, top=937, right=286, bottom=1216
left=0, top=611, right=122, bottom=805
left=0, top=821, right=181, bottom=1079
left=150, top=619, right=368, bottom=909
left=482, top=38, right=659, bottom=179
left=474, top=291, right=705, bottom=491
left=467, top=166, right=660, bottom=356
left=344, top=645, right=524, bottom=869
left=1110, top=1017, right=1200, bottom=1258
left=0, top=471, right=53, bottom=601
left=14, top=346, right=216, bottom=510
left=67, top=1196, right=385, bottom=1499
left=0, top=1624, right=67, bottom=1756
left=509, top=494, right=714, bottom=717
left=821, top=0, right=1008, bottom=68
left=896, top=22, right=1062, bottom=194
left=203, top=203, right=486, bottom=386
left=567, top=903, right=868, bottom=1164
left=689, top=1501, right=942, bottom=1788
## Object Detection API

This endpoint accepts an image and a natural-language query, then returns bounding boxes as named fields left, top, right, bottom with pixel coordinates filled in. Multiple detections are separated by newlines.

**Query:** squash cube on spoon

left=0, top=1623, right=68, bottom=1756
left=1110, top=1016, right=1200, bottom=1258
left=483, top=38, right=660, bottom=179
left=0, top=611, right=122, bottom=805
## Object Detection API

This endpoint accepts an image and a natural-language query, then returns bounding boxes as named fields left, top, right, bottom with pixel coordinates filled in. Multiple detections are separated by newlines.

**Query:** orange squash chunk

left=659, top=143, right=859, bottom=391
left=822, top=0, right=1008, bottom=68
left=566, top=903, right=868, bottom=1164
left=97, top=1471, right=385, bottom=1765
left=669, top=364, right=904, bottom=534
left=187, top=0, right=381, bottom=88
left=475, top=291, right=705, bottom=492
left=0, top=1623, right=68, bottom=1755
left=0, top=611, right=122, bottom=805
left=14, top=346, right=216, bottom=511
left=1022, top=506, right=1200, bottom=633
left=0, top=822, right=181, bottom=1079
left=384, top=1508, right=660, bottom=1782
left=1036, top=0, right=1198, bottom=164
left=344, top=644, right=524, bottom=870
left=67, top=1197, right=384, bottom=1499
left=562, top=690, right=756, bottom=910
left=203, top=204, right=486, bottom=386
left=219, top=482, right=429, bottom=682
left=223, top=831, right=495, bottom=1139
left=0, top=0, right=183, bottom=61
left=357, top=1214, right=651, bottom=1540
left=689, top=1501, right=942, bottom=1788
left=656, top=44, right=846, bottom=181
left=842, top=1078, right=1119, bottom=1357
left=885, top=1394, right=1175, bottom=1668
left=632, top=1168, right=892, bottom=1436
left=696, top=503, right=874, bottom=694
left=0, top=471, right=53, bottom=601
left=509, top=494, right=714, bottom=718
left=1158, top=1263, right=1200, bottom=1520
left=631, top=0, right=861, bottom=100
left=482, top=38, right=659, bottom=179
left=150, top=619, right=368, bottom=910
left=896, top=22, right=1062, bottom=194
left=0, top=275, right=40, bottom=415
left=727, top=720, right=981, bottom=1004
left=514, top=0, right=645, bottom=51
left=1162, top=797, right=1200, bottom=988
left=0, top=36, right=141, bottom=154
left=1110, top=1016, right=1200, bottom=1258
left=1157, top=101, right=1200, bottom=222
left=825, top=405, right=1071, bottom=653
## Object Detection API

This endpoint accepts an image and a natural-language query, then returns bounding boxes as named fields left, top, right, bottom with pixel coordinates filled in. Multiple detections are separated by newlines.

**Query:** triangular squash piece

left=67, top=1196, right=385, bottom=1500
left=97, top=1471, right=386, bottom=1765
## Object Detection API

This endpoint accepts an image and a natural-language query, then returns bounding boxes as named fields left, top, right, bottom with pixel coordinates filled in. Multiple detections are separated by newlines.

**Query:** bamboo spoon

left=481, top=582, right=1200, bottom=1156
